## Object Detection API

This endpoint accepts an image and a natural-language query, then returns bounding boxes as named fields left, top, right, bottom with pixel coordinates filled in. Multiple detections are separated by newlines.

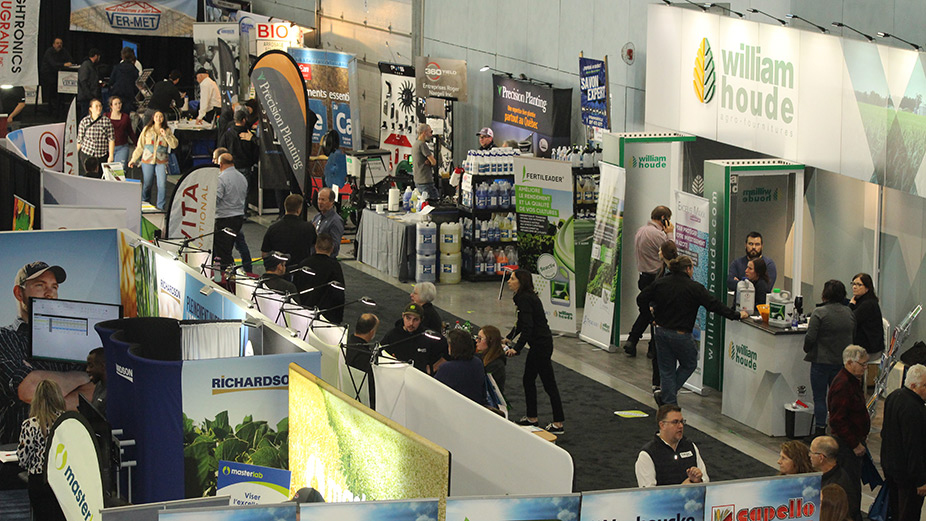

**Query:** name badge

left=679, top=450, right=693, bottom=458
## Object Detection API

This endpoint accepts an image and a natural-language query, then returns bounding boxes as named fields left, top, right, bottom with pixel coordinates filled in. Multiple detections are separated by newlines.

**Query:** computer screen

left=122, top=40, right=138, bottom=56
left=31, top=297, right=122, bottom=363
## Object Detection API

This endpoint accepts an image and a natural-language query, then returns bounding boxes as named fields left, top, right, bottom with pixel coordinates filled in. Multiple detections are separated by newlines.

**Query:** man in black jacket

left=147, top=70, right=185, bottom=122
left=77, top=48, right=102, bottom=117
left=345, top=313, right=379, bottom=408
left=41, top=38, right=73, bottom=116
left=217, top=108, right=259, bottom=174
left=880, top=364, right=926, bottom=521
left=635, top=404, right=708, bottom=487
left=297, top=234, right=345, bottom=323
left=380, top=303, right=443, bottom=373
left=811, top=435, right=861, bottom=521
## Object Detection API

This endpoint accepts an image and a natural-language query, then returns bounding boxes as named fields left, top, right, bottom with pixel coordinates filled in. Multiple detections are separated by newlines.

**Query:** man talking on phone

left=623, top=206, right=674, bottom=358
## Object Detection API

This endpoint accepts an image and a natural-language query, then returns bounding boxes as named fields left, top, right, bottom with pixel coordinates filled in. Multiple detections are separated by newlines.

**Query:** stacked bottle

left=472, top=213, right=517, bottom=243
left=416, top=221, right=437, bottom=283
left=439, top=222, right=462, bottom=284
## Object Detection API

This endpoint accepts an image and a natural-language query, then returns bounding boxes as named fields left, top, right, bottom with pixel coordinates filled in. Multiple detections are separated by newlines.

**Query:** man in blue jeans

left=638, top=255, right=747, bottom=404
left=411, top=123, right=439, bottom=201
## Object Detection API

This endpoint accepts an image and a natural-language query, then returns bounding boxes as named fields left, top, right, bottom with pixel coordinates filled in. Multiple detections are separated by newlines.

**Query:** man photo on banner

left=0, top=262, right=92, bottom=444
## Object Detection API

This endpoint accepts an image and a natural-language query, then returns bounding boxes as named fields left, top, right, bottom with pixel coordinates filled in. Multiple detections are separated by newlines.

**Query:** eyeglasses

left=661, top=419, right=686, bottom=426
left=851, top=282, right=864, bottom=287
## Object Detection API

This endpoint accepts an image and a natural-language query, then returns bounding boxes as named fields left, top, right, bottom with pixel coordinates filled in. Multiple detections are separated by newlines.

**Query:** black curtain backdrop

left=38, top=0, right=200, bottom=97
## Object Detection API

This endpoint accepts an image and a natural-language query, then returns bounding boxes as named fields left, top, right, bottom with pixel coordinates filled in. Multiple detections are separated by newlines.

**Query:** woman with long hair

left=505, top=269, right=565, bottom=434
left=435, top=329, right=487, bottom=405
left=849, top=272, right=884, bottom=355
left=107, top=95, right=136, bottom=167
left=17, top=380, right=67, bottom=521
left=745, top=256, right=771, bottom=311
left=76, top=98, right=114, bottom=177
left=777, top=440, right=814, bottom=475
left=476, top=325, right=507, bottom=393
left=129, top=110, right=178, bottom=210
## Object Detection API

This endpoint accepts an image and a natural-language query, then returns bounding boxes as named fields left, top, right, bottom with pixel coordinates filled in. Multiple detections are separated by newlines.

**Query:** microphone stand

left=160, top=227, right=236, bottom=260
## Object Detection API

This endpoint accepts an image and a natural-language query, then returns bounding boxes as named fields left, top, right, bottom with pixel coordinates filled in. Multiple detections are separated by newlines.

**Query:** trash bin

left=784, top=403, right=813, bottom=439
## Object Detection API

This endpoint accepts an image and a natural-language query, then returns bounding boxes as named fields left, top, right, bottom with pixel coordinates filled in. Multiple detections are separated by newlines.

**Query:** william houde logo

left=742, top=187, right=780, bottom=203
left=631, top=155, right=667, bottom=169
left=693, top=38, right=716, bottom=103
left=729, top=341, right=757, bottom=371
left=693, top=36, right=796, bottom=126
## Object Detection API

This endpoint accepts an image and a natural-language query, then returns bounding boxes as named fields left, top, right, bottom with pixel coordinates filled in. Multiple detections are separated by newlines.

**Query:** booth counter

left=721, top=319, right=810, bottom=437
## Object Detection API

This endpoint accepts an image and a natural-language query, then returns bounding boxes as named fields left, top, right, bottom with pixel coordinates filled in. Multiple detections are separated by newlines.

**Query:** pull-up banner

left=579, top=57, right=609, bottom=129
left=251, top=50, right=315, bottom=193
left=46, top=413, right=105, bottom=521
left=165, top=166, right=219, bottom=249
left=0, top=0, right=39, bottom=86
left=287, top=48, right=357, bottom=153
left=70, top=0, right=197, bottom=37
left=379, top=62, right=417, bottom=171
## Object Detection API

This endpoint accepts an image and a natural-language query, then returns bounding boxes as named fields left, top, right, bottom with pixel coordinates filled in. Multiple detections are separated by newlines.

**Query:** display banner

left=301, top=499, right=440, bottom=521
left=415, top=56, right=467, bottom=101
left=579, top=57, right=609, bottom=129
left=204, top=0, right=250, bottom=23
left=514, top=156, right=577, bottom=334
left=580, top=484, right=706, bottom=521
left=704, top=475, right=822, bottom=521
left=64, top=99, right=78, bottom=176
left=45, top=413, right=104, bottom=521
left=287, top=48, right=357, bottom=155
left=580, top=162, right=625, bottom=350
left=42, top=169, right=143, bottom=232
left=70, top=0, right=197, bottom=37
left=237, top=11, right=273, bottom=58
left=255, top=23, right=303, bottom=56
left=161, top=504, right=297, bottom=521
left=13, top=196, right=34, bottom=230
left=492, top=75, right=572, bottom=158
left=446, top=493, right=581, bottom=521
left=155, top=253, right=185, bottom=319
left=0, top=0, right=39, bottom=86
left=166, top=166, right=219, bottom=250
left=182, top=272, right=246, bottom=321
left=379, top=62, right=417, bottom=171
left=192, top=24, right=239, bottom=109
left=5, top=123, right=65, bottom=171
left=675, top=190, right=710, bottom=394
left=217, top=460, right=291, bottom=505
left=250, top=50, right=314, bottom=193
left=182, top=352, right=320, bottom=497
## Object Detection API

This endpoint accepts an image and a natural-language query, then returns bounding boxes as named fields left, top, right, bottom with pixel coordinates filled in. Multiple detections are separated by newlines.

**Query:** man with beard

left=726, top=231, right=778, bottom=291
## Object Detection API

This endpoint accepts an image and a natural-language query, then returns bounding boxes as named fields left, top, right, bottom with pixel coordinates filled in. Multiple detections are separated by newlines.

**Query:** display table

left=721, top=319, right=810, bottom=437
left=356, top=209, right=416, bottom=281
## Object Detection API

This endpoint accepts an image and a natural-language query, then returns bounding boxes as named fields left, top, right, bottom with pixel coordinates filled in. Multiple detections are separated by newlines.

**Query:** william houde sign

left=415, top=56, right=468, bottom=101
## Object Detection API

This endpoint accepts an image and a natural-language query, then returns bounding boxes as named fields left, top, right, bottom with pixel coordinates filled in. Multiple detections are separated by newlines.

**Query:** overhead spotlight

left=682, top=0, right=707, bottom=11
left=706, top=3, right=744, bottom=18
left=877, top=32, right=922, bottom=51
left=785, top=14, right=828, bottom=33
left=479, top=65, right=491, bottom=72
left=747, top=8, right=786, bottom=26
left=832, top=22, right=874, bottom=42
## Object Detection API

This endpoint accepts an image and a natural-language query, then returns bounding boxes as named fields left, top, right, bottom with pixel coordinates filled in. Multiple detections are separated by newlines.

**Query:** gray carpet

left=339, top=263, right=775, bottom=492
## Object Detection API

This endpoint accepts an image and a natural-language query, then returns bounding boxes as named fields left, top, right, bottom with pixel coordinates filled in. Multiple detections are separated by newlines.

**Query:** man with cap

left=260, top=252, right=298, bottom=297
left=195, top=68, right=221, bottom=125
left=412, top=123, right=439, bottom=201
left=380, top=303, right=445, bottom=373
left=477, top=127, right=495, bottom=150
left=0, top=262, right=92, bottom=443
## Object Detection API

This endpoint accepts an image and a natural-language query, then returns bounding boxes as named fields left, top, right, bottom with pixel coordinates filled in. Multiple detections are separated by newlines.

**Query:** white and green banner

left=514, top=156, right=577, bottom=334
left=217, top=460, right=291, bottom=505
left=46, top=414, right=104, bottom=521
left=674, top=190, right=710, bottom=393
left=580, top=162, right=626, bottom=349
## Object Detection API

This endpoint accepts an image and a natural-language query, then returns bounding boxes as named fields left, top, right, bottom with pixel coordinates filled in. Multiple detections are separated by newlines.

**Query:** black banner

left=491, top=75, right=572, bottom=157
left=217, top=38, right=238, bottom=109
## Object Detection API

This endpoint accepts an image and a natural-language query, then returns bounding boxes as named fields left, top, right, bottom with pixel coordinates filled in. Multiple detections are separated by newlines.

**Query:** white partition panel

left=373, top=364, right=574, bottom=496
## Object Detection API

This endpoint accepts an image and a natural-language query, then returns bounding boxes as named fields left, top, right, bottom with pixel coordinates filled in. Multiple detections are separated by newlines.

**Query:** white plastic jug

left=736, top=279, right=755, bottom=314
left=439, top=222, right=462, bottom=254
left=416, top=221, right=437, bottom=255
left=440, top=252, right=462, bottom=284
left=768, top=289, right=793, bottom=327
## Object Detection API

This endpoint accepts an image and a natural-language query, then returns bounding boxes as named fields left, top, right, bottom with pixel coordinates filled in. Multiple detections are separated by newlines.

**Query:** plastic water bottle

left=402, top=186, right=413, bottom=211
left=500, top=180, right=511, bottom=208
left=489, top=182, right=499, bottom=209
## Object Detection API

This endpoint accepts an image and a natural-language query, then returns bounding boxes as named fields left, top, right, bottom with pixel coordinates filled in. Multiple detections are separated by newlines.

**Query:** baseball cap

left=263, top=251, right=289, bottom=271
left=476, top=127, right=494, bottom=138
left=196, top=67, right=209, bottom=75
left=403, top=303, right=422, bottom=317
left=15, top=261, right=66, bottom=287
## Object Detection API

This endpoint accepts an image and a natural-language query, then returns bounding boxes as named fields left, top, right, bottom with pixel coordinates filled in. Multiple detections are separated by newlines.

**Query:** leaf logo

left=222, top=465, right=231, bottom=476
left=55, top=444, right=67, bottom=470
left=632, top=156, right=638, bottom=168
left=693, top=38, right=716, bottom=104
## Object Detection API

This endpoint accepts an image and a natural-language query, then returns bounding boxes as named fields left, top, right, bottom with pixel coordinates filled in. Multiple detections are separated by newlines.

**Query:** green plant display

left=183, top=411, right=289, bottom=497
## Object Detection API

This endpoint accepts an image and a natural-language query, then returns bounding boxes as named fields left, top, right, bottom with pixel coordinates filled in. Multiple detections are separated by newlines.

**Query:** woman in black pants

left=505, top=269, right=565, bottom=434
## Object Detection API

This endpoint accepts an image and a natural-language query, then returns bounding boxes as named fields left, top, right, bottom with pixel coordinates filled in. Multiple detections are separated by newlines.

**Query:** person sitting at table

left=129, top=110, right=178, bottom=210
left=635, top=404, right=709, bottom=487
left=295, top=234, right=345, bottom=323
left=744, top=257, right=771, bottom=313
left=435, top=329, right=487, bottom=406
left=727, top=231, right=778, bottom=291
left=476, top=325, right=506, bottom=394
left=409, top=282, right=442, bottom=333
left=778, top=440, right=814, bottom=475
left=380, top=303, right=444, bottom=373
left=260, top=251, right=297, bottom=297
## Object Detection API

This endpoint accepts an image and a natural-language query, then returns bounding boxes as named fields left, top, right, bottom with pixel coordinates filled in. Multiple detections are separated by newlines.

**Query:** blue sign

left=331, top=102, right=353, bottom=148
left=218, top=461, right=292, bottom=505
left=579, top=57, right=609, bottom=129
left=308, top=99, right=328, bottom=144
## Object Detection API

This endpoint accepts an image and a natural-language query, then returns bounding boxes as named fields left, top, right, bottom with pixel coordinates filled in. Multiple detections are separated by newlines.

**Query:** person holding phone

left=624, top=205, right=674, bottom=358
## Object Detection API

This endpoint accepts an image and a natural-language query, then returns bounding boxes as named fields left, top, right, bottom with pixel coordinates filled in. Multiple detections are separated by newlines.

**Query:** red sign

left=299, top=63, right=311, bottom=81
left=39, top=131, right=60, bottom=168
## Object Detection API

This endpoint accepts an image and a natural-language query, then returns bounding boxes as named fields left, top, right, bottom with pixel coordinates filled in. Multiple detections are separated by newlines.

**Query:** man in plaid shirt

left=827, top=344, right=869, bottom=521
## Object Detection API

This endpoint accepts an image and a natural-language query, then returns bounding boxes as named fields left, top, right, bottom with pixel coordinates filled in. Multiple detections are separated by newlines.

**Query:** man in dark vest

left=635, top=404, right=709, bottom=487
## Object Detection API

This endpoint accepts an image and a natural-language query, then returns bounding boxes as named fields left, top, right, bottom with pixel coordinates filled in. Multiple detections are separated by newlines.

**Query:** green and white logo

left=741, top=187, right=780, bottom=203
left=631, top=154, right=668, bottom=169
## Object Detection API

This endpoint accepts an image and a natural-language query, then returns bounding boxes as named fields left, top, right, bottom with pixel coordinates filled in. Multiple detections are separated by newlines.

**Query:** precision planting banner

left=580, top=161, right=625, bottom=350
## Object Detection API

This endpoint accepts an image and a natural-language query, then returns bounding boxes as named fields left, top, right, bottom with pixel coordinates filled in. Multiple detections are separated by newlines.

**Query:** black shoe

left=544, top=423, right=564, bottom=435
left=646, top=343, right=656, bottom=359
left=623, top=340, right=638, bottom=357
left=516, top=416, right=538, bottom=427
left=653, top=389, right=664, bottom=406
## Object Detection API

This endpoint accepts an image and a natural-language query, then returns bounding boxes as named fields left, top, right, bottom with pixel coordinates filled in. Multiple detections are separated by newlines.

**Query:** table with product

left=169, top=120, right=215, bottom=171
left=356, top=209, right=416, bottom=282
left=721, top=318, right=811, bottom=437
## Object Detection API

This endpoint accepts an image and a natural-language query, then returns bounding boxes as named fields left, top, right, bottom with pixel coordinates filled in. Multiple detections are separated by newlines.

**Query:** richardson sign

left=415, top=56, right=467, bottom=101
